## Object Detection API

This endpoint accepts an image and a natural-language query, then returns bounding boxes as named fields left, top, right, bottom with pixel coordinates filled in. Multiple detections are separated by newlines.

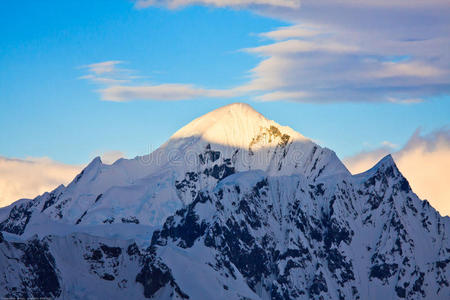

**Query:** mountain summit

left=0, top=103, right=448, bottom=299
left=171, top=102, right=307, bottom=148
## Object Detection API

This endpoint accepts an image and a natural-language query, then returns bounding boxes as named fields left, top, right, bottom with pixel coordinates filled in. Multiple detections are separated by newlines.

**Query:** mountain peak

left=371, top=154, right=397, bottom=171
left=170, top=102, right=307, bottom=148
left=211, top=102, right=263, bottom=117
left=354, top=154, right=400, bottom=181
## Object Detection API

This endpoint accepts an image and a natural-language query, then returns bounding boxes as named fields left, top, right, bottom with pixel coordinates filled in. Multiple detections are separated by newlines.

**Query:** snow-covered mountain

left=0, top=103, right=448, bottom=299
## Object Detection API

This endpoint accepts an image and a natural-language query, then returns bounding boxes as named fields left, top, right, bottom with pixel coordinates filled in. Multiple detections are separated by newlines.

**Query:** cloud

left=387, top=97, right=424, bottom=105
left=259, top=24, right=319, bottom=40
left=83, top=0, right=450, bottom=103
left=80, top=60, right=245, bottom=101
left=381, top=141, right=398, bottom=149
left=344, top=127, right=450, bottom=216
left=134, top=0, right=301, bottom=9
left=79, top=61, right=136, bottom=86
left=239, top=20, right=450, bottom=102
left=0, top=157, right=82, bottom=208
left=79, top=75, right=130, bottom=85
left=82, top=61, right=124, bottom=75
left=370, top=61, right=446, bottom=79
left=249, top=0, right=450, bottom=102
left=255, top=90, right=309, bottom=102
left=99, top=84, right=240, bottom=101
left=245, top=39, right=360, bottom=55
left=0, top=150, right=128, bottom=207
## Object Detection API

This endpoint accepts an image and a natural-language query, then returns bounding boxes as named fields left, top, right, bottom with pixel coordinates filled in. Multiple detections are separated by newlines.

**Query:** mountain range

left=0, top=103, right=448, bottom=299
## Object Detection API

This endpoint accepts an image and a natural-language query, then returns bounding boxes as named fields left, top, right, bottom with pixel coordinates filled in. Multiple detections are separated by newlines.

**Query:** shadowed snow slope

left=0, top=103, right=448, bottom=299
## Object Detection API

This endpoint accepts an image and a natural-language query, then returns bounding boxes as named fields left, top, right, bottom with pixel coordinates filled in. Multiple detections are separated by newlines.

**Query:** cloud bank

left=0, top=157, right=82, bottom=208
left=0, top=150, right=127, bottom=208
left=344, top=127, right=450, bottom=216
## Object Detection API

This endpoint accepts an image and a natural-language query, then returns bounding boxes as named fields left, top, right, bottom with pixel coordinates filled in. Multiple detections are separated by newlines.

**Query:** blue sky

left=1, top=0, right=449, bottom=164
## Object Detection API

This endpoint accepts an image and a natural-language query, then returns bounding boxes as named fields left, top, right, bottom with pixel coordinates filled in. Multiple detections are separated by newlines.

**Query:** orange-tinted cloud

left=344, top=127, right=450, bottom=216
left=0, top=157, right=82, bottom=208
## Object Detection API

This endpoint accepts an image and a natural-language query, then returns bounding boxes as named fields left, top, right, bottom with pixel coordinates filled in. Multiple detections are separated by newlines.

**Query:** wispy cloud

left=80, top=60, right=246, bottom=101
left=79, top=60, right=136, bottom=86
left=387, top=97, right=424, bottom=105
left=134, top=0, right=301, bottom=9
left=344, top=127, right=450, bottom=216
left=83, top=61, right=124, bottom=75
left=99, top=83, right=240, bottom=102
left=255, top=90, right=309, bottom=102
left=259, top=24, right=319, bottom=40
left=381, top=141, right=399, bottom=149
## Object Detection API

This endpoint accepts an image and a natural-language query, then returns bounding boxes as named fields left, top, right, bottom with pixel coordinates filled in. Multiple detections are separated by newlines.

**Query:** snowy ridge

left=0, top=103, right=448, bottom=299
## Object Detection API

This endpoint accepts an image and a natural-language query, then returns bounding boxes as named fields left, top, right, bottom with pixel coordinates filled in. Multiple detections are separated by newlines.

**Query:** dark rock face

left=121, top=216, right=139, bottom=224
left=41, top=192, right=59, bottom=212
left=20, top=240, right=61, bottom=298
left=0, top=238, right=61, bottom=298
left=136, top=258, right=189, bottom=299
left=0, top=200, right=35, bottom=235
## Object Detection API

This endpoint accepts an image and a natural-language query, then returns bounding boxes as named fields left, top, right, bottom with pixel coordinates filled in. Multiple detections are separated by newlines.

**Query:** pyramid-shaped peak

left=170, top=102, right=307, bottom=147
left=370, top=154, right=398, bottom=172
left=354, top=154, right=401, bottom=181
left=213, top=102, right=265, bottom=117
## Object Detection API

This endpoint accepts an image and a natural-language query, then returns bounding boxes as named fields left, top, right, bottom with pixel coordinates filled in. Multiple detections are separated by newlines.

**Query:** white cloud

left=301, top=0, right=449, bottom=8
left=79, top=75, right=131, bottom=85
left=387, top=97, right=424, bottom=104
left=0, top=150, right=131, bottom=208
left=0, top=157, right=82, bottom=208
left=259, top=24, right=319, bottom=40
left=134, top=0, right=301, bottom=9
left=99, top=84, right=240, bottom=101
left=80, top=60, right=245, bottom=101
left=344, top=128, right=450, bottom=216
left=381, top=141, right=398, bottom=149
left=255, top=90, right=309, bottom=101
left=240, top=19, right=450, bottom=102
left=80, top=61, right=136, bottom=86
left=370, top=61, right=446, bottom=79
left=245, top=39, right=359, bottom=55
left=83, top=61, right=124, bottom=75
